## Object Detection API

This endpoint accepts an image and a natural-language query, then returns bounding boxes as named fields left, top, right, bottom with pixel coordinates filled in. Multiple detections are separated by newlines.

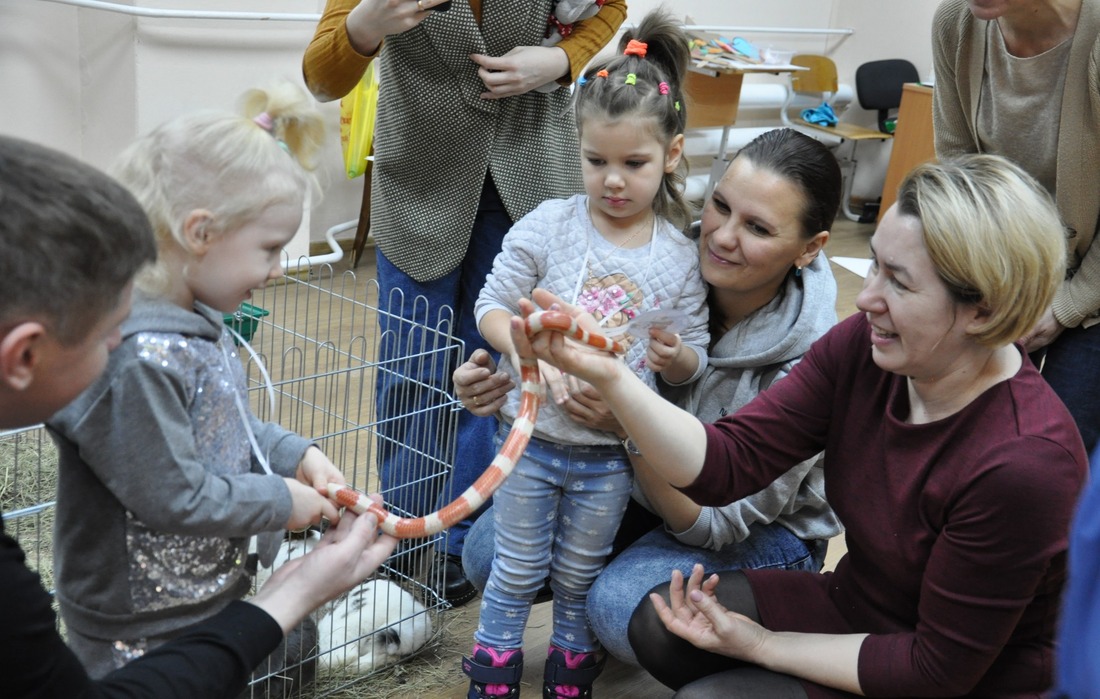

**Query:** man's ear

left=181, top=209, right=216, bottom=254
left=0, top=321, right=47, bottom=391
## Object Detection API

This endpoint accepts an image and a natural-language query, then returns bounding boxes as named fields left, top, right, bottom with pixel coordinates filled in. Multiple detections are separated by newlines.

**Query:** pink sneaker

left=462, top=643, right=524, bottom=699
left=542, top=644, right=605, bottom=699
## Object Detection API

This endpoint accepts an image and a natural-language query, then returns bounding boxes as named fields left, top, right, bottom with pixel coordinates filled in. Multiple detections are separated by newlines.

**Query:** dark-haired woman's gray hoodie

left=650, top=253, right=844, bottom=549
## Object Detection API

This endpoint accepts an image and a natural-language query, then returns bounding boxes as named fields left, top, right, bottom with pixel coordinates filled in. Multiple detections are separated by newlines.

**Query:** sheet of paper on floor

left=831, top=256, right=872, bottom=279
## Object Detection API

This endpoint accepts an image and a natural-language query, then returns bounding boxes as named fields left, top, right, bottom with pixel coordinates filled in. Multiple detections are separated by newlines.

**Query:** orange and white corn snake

left=326, top=310, right=626, bottom=538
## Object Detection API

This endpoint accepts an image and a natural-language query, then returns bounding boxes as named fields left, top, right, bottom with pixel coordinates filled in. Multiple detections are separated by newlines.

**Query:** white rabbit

left=318, top=579, right=433, bottom=672
left=251, top=529, right=321, bottom=591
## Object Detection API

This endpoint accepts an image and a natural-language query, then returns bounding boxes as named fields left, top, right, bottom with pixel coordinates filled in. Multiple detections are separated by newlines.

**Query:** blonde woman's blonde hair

left=111, top=81, right=325, bottom=295
left=896, top=154, right=1066, bottom=347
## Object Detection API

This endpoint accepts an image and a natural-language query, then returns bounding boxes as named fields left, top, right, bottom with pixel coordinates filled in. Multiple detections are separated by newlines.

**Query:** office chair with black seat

left=855, top=59, right=920, bottom=134
left=847, top=58, right=920, bottom=221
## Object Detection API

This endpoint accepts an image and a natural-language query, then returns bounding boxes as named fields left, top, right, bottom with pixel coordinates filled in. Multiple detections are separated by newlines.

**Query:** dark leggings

left=628, top=571, right=809, bottom=699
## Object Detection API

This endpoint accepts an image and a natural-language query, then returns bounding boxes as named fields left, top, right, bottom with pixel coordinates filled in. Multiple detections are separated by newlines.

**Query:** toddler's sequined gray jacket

left=47, top=293, right=309, bottom=644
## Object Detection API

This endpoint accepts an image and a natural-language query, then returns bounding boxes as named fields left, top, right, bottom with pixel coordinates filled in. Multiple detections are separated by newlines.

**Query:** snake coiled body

left=327, top=310, right=626, bottom=538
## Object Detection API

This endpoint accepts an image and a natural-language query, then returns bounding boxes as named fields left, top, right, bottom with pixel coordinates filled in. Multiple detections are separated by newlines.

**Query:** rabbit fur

left=251, top=531, right=432, bottom=673
left=318, top=579, right=433, bottom=671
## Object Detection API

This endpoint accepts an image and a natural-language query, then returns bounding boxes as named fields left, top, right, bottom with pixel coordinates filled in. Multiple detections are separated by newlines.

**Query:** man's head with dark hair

left=0, top=136, right=156, bottom=427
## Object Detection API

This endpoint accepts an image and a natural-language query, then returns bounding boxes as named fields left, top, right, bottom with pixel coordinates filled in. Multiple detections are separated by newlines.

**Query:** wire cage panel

left=240, top=262, right=464, bottom=697
left=0, top=425, right=59, bottom=587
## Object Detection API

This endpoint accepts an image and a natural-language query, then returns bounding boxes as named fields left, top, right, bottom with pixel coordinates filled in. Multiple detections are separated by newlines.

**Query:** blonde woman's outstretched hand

left=650, top=565, right=869, bottom=692
left=511, top=290, right=628, bottom=389
left=649, top=564, right=766, bottom=661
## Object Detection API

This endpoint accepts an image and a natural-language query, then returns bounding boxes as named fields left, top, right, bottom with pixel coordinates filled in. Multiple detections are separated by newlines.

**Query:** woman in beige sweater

left=932, top=0, right=1100, bottom=457
left=302, top=0, right=627, bottom=605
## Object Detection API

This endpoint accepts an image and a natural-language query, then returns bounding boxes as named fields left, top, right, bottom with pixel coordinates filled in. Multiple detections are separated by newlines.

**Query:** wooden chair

left=788, top=54, right=838, bottom=106
left=781, top=54, right=892, bottom=222
left=350, top=151, right=373, bottom=269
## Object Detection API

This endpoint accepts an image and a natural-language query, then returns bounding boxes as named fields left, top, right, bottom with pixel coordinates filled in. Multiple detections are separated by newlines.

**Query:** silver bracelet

left=620, top=436, right=642, bottom=456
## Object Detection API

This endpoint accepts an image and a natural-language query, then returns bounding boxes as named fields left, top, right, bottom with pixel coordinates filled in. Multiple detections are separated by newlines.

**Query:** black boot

left=388, top=545, right=477, bottom=607
left=439, top=550, right=477, bottom=607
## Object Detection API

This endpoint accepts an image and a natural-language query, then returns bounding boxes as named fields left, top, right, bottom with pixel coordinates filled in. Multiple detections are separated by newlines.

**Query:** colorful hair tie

left=252, top=112, right=274, bottom=133
left=624, top=39, right=648, bottom=58
left=596, top=69, right=609, bottom=79
left=658, top=81, right=670, bottom=95
left=674, top=100, right=681, bottom=112
left=578, top=75, right=588, bottom=86
left=252, top=111, right=290, bottom=153
left=625, top=73, right=637, bottom=86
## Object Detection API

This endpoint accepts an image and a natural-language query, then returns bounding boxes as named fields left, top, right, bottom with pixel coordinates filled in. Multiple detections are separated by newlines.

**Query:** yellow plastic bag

left=339, top=62, right=379, bottom=179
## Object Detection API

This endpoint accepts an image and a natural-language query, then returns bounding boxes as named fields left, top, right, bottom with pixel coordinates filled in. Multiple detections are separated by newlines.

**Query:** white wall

left=0, top=0, right=939, bottom=241
left=0, top=0, right=359, bottom=251
left=628, top=0, right=939, bottom=200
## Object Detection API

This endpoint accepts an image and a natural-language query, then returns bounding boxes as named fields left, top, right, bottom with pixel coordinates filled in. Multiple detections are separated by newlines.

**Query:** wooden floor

left=315, top=215, right=875, bottom=698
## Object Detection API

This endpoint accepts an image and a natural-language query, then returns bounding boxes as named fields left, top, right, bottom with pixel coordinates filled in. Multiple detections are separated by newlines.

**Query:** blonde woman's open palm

left=650, top=565, right=769, bottom=662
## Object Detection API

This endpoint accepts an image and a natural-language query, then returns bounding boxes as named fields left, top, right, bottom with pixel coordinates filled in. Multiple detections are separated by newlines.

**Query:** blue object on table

left=730, top=37, right=760, bottom=62
left=801, top=103, right=838, bottom=127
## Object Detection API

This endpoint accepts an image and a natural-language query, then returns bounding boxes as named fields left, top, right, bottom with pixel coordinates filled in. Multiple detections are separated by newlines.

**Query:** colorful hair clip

left=253, top=111, right=289, bottom=153
left=658, top=81, right=670, bottom=95
left=625, top=73, right=637, bottom=86
left=624, top=39, right=648, bottom=58
left=252, top=112, right=275, bottom=133
left=596, top=69, right=609, bottom=79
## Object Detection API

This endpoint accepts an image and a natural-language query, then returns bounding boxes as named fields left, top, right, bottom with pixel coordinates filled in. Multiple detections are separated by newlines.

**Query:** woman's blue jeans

left=474, top=429, right=632, bottom=652
left=373, top=177, right=510, bottom=556
left=1040, top=323, right=1100, bottom=459
left=465, top=503, right=827, bottom=664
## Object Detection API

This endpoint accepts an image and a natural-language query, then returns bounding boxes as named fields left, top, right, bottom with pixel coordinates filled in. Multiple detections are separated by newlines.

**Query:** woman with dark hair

left=455, top=128, right=845, bottom=666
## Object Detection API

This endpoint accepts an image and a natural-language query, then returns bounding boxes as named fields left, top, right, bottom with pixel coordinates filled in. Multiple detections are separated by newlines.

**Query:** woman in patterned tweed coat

left=302, top=0, right=626, bottom=605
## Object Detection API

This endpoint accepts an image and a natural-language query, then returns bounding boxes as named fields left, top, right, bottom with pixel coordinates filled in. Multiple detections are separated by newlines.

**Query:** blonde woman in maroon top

left=508, top=155, right=1087, bottom=697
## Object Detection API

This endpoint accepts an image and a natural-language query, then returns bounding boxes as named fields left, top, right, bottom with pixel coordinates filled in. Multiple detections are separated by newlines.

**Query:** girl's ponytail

left=241, top=83, right=326, bottom=172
